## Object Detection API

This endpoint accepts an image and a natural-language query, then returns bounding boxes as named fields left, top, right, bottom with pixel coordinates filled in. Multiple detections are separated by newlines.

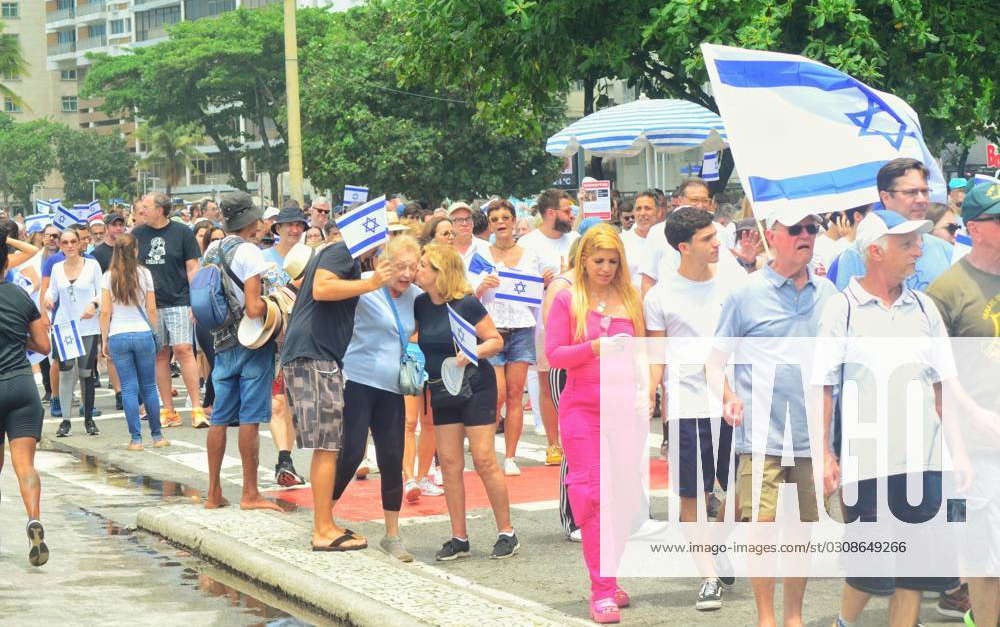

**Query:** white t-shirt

left=15, top=251, right=43, bottom=304
left=812, top=235, right=850, bottom=270
left=644, top=270, right=742, bottom=418
left=640, top=220, right=745, bottom=285
left=620, top=227, right=648, bottom=290
left=517, top=229, right=579, bottom=277
left=46, top=258, right=103, bottom=337
left=102, top=267, right=156, bottom=337
left=475, top=245, right=542, bottom=329
left=204, top=239, right=268, bottom=307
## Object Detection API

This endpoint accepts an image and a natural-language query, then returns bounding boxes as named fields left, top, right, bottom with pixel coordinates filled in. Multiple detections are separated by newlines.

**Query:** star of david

left=844, top=95, right=914, bottom=150
left=363, top=216, right=379, bottom=234
left=514, top=281, right=527, bottom=295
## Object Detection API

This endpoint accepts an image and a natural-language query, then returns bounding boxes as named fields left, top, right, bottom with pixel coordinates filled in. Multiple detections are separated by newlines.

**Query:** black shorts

left=0, top=372, right=44, bottom=442
left=676, top=417, right=733, bottom=498
left=431, top=365, right=497, bottom=427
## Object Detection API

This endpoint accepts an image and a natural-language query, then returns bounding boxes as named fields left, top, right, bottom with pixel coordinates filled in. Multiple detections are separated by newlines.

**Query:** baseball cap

left=764, top=206, right=822, bottom=229
left=948, top=177, right=968, bottom=191
left=262, top=207, right=280, bottom=221
left=447, top=201, right=472, bottom=217
left=961, top=182, right=1000, bottom=223
left=103, top=212, right=125, bottom=225
left=855, top=210, right=931, bottom=253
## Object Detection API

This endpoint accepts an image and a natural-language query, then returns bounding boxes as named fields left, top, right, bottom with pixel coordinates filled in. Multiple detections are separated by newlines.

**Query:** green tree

left=0, top=22, right=29, bottom=109
left=55, top=127, right=135, bottom=203
left=0, top=116, right=58, bottom=210
left=135, top=121, right=203, bottom=196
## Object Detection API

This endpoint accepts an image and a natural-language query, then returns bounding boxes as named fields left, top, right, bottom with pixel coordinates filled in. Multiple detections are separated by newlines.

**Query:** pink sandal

left=613, top=587, right=630, bottom=608
left=590, top=597, right=621, bottom=624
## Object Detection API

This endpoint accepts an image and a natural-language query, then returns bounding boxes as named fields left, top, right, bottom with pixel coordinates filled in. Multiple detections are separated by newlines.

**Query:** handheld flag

left=343, top=185, right=370, bottom=205
left=26, top=350, right=47, bottom=365
left=952, top=231, right=972, bottom=265
left=701, top=43, right=946, bottom=219
left=446, top=304, right=479, bottom=363
left=468, top=252, right=495, bottom=276
left=35, top=198, right=61, bottom=214
left=52, top=201, right=100, bottom=231
left=334, top=195, right=388, bottom=258
left=52, top=321, right=84, bottom=362
left=973, top=173, right=1000, bottom=188
left=494, top=270, right=544, bottom=308
left=701, top=151, right=720, bottom=182
left=25, top=213, right=53, bottom=234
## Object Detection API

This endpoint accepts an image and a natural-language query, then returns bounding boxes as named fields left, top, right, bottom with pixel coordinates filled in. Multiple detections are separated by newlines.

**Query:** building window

left=60, top=69, right=77, bottom=80
left=57, top=30, right=75, bottom=44
left=184, top=0, right=235, bottom=21
left=2, top=70, right=17, bottom=80
left=1, top=2, right=18, bottom=18
left=135, top=5, right=180, bottom=41
left=4, top=98, right=21, bottom=113
left=62, top=96, right=78, bottom=112
left=88, top=23, right=106, bottom=37
left=110, top=18, right=124, bottom=34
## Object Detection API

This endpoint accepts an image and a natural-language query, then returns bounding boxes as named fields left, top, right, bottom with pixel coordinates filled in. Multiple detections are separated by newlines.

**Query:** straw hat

left=282, top=243, right=315, bottom=281
left=270, top=285, right=296, bottom=316
left=238, top=298, right=281, bottom=349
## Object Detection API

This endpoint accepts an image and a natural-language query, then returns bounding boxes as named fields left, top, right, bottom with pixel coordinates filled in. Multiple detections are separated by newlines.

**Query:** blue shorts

left=488, top=326, right=536, bottom=366
left=211, top=341, right=276, bottom=426
left=676, top=417, right=733, bottom=498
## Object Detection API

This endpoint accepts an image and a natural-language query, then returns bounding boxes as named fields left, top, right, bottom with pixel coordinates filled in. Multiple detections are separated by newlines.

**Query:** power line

left=361, top=81, right=469, bottom=105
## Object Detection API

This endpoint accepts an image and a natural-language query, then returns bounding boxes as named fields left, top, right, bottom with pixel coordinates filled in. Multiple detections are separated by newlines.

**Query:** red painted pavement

left=266, top=458, right=669, bottom=522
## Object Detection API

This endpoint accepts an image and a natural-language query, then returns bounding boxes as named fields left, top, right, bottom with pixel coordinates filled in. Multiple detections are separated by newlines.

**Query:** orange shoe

left=191, top=407, right=209, bottom=429
left=161, top=409, right=182, bottom=428
left=545, top=444, right=563, bottom=466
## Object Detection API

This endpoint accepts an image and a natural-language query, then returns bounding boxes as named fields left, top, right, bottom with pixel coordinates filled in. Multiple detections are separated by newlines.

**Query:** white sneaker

left=432, top=465, right=444, bottom=486
left=569, top=528, right=583, bottom=542
left=503, top=458, right=521, bottom=476
left=418, top=477, right=443, bottom=496
left=404, top=479, right=421, bottom=503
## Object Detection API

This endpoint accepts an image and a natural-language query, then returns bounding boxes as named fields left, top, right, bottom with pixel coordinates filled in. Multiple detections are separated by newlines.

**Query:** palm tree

left=0, top=22, right=29, bottom=110
left=135, top=121, right=203, bottom=195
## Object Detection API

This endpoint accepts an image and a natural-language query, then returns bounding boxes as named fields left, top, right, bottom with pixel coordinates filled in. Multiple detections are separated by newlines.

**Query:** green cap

left=961, top=182, right=1000, bottom=223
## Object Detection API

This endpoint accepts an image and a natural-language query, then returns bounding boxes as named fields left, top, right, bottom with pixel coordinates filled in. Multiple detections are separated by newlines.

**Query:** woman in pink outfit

left=545, top=224, right=644, bottom=624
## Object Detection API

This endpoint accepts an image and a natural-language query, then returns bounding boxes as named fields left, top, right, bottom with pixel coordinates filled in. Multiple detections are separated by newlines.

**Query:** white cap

left=765, top=206, right=822, bottom=229
left=855, top=210, right=932, bottom=253
left=262, top=207, right=280, bottom=221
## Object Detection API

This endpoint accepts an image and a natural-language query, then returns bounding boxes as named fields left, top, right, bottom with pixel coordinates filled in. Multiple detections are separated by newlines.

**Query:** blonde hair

left=570, top=223, right=644, bottom=340
left=422, top=243, right=471, bottom=302
left=382, top=233, right=420, bottom=262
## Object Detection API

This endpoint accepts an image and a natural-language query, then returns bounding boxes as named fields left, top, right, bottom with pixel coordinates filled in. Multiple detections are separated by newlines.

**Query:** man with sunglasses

left=927, top=182, right=1000, bottom=627
left=829, top=158, right=953, bottom=292
left=309, top=196, right=331, bottom=230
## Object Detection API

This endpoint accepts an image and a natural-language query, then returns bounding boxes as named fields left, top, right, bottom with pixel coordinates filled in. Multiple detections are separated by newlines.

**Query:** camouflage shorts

left=282, top=357, right=344, bottom=451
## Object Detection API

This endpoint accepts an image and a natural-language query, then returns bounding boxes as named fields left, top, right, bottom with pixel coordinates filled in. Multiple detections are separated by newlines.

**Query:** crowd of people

left=0, top=160, right=997, bottom=626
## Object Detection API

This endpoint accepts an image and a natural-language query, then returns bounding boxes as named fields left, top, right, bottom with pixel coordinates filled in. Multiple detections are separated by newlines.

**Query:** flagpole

left=283, top=0, right=305, bottom=208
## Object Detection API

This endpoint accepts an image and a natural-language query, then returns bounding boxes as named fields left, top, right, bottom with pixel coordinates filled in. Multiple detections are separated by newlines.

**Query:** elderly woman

left=414, top=244, right=518, bottom=561
left=335, top=234, right=422, bottom=561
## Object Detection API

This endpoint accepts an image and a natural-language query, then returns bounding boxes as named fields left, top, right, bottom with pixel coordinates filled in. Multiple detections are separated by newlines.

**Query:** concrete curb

left=137, top=506, right=422, bottom=627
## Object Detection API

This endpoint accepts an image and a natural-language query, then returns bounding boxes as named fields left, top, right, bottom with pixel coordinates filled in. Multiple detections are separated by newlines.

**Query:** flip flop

left=312, top=533, right=367, bottom=552
left=27, top=520, right=49, bottom=567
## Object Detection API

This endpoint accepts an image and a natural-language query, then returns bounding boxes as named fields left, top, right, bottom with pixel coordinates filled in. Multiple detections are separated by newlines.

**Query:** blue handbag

left=383, top=288, right=423, bottom=396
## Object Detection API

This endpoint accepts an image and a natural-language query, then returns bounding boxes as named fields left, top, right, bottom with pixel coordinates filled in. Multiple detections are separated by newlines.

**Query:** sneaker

left=503, top=458, right=521, bottom=476
left=545, top=444, right=563, bottom=465
left=191, top=407, right=210, bottom=429
left=115, top=392, right=123, bottom=411
left=50, top=397, right=62, bottom=418
left=490, top=533, right=519, bottom=559
left=84, top=418, right=100, bottom=436
left=696, top=578, right=723, bottom=611
left=27, top=520, right=48, bottom=567
left=356, top=463, right=369, bottom=479
left=569, top=528, right=583, bottom=542
left=938, top=583, right=971, bottom=619
left=418, top=477, right=444, bottom=496
left=56, top=419, right=71, bottom=437
left=379, top=535, right=414, bottom=563
left=432, top=465, right=444, bottom=486
left=404, top=479, right=421, bottom=503
left=435, top=538, right=470, bottom=561
left=161, top=409, right=182, bottom=428
left=275, top=459, right=306, bottom=487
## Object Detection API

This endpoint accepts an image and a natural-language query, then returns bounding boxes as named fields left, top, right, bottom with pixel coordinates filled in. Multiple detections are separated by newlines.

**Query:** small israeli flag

left=701, top=151, right=720, bottom=182
left=494, top=270, right=544, bottom=308
left=52, top=321, right=84, bottom=362
left=25, top=213, right=53, bottom=234
left=52, top=204, right=82, bottom=231
left=343, top=185, right=369, bottom=205
left=468, top=252, right=495, bottom=276
left=335, top=195, right=388, bottom=258
left=26, top=350, right=47, bottom=365
left=35, top=198, right=61, bottom=214
left=447, top=304, right=479, bottom=363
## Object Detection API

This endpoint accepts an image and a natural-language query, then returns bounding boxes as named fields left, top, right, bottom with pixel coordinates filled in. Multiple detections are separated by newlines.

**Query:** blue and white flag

left=343, top=185, right=369, bottom=205
left=701, top=151, right=720, bottom=182
left=52, top=201, right=99, bottom=231
left=701, top=43, right=946, bottom=219
left=973, top=173, right=1000, bottom=188
left=52, top=321, right=84, bottom=362
left=952, top=231, right=972, bottom=265
left=468, top=252, right=495, bottom=276
left=334, top=195, right=388, bottom=258
left=494, top=270, right=544, bottom=308
left=446, top=304, right=479, bottom=363
left=35, top=198, right=61, bottom=214
left=26, top=350, right=47, bottom=366
left=25, top=213, right=53, bottom=234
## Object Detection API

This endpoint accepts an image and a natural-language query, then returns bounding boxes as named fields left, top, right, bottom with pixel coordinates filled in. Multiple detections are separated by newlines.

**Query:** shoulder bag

left=383, top=287, right=424, bottom=396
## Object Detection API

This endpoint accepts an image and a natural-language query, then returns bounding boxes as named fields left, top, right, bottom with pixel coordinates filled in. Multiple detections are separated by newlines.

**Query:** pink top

left=545, top=289, right=635, bottom=384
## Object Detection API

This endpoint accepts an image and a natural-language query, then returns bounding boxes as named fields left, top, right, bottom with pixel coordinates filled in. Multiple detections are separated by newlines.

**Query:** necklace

left=492, top=241, right=517, bottom=251
left=590, top=290, right=612, bottom=313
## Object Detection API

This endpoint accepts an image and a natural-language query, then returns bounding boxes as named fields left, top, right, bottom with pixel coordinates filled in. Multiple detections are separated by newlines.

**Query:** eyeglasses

left=452, top=217, right=473, bottom=225
left=46, top=233, right=59, bottom=239
left=784, top=224, right=820, bottom=236
left=314, top=209, right=330, bottom=215
left=888, top=188, right=931, bottom=199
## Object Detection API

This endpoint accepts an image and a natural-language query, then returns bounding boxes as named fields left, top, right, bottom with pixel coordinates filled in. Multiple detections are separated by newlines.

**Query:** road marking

left=511, top=499, right=559, bottom=512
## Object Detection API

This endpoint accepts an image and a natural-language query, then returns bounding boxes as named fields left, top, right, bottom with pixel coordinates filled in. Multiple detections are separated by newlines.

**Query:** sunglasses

left=314, top=209, right=330, bottom=214
left=488, top=215, right=513, bottom=223
left=784, top=224, right=820, bottom=236
left=943, top=223, right=961, bottom=234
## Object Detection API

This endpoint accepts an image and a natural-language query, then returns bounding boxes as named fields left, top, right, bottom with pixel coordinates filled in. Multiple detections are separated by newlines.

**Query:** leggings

left=58, top=334, right=100, bottom=421
left=195, top=321, right=216, bottom=408
left=549, top=368, right=578, bottom=536
left=333, top=380, right=405, bottom=511
left=40, top=357, right=52, bottom=396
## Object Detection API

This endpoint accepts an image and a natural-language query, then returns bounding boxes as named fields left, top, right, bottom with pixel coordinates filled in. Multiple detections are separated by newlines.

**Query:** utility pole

left=88, top=179, right=100, bottom=202
left=283, top=0, right=305, bottom=207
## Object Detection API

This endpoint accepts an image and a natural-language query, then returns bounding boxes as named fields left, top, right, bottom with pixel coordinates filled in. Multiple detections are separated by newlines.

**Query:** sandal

left=312, top=533, right=367, bottom=552
left=590, top=597, right=620, bottom=624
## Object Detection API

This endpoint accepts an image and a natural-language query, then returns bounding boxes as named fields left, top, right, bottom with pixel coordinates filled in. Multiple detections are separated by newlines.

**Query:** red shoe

left=590, top=598, right=620, bottom=624
left=614, top=587, right=630, bottom=608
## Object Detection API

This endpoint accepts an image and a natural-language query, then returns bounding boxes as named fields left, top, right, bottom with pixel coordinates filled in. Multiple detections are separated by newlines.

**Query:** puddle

left=74, top=453, right=205, bottom=504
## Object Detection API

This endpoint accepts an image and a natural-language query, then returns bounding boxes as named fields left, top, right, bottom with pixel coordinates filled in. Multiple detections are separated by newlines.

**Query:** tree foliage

left=0, top=116, right=59, bottom=210
left=135, top=121, right=203, bottom=196
left=0, top=22, right=29, bottom=108
left=54, top=127, right=134, bottom=203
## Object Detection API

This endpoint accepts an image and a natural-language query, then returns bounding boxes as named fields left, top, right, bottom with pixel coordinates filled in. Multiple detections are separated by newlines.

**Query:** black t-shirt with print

left=133, top=221, right=201, bottom=307
left=0, top=282, right=40, bottom=379
left=280, top=242, right=362, bottom=367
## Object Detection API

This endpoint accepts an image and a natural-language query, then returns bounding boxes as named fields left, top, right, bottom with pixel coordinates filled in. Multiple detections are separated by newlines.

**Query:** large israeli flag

left=334, top=195, right=388, bottom=258
left=494, top=270, right=544, bottom=308
left=701, top=44, right=946, bottom=218
left=446, top=304, right=479, bottom=363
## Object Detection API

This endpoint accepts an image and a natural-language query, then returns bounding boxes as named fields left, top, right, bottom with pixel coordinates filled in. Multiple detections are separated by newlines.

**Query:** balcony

left=46, top=7, right=76, bottom=23
left=135, top=24, right=171, bottom=42
left=48, top=41, right=78, bottom=57
left=76, top=2, right=108, bottom=21
left=77, top=35, right=108, bottom=52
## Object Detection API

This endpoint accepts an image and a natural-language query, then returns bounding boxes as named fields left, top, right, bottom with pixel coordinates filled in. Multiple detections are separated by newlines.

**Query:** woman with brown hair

left=420, top=216, right=455, bottom=247
left=545, top=223, right=644, bottom=623
left=99, top=233, right=167, bottom=450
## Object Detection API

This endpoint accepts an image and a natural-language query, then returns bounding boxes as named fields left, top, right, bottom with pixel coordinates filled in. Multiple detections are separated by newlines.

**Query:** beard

left=553, top=217, right=573, bottom=233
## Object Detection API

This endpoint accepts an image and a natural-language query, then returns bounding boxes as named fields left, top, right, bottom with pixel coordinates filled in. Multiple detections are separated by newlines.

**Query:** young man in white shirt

left=621, top=190, right=658, bottom=290
left=518, top=189, right=579, bottom=465
left=644, top=207, right=741, bottom=611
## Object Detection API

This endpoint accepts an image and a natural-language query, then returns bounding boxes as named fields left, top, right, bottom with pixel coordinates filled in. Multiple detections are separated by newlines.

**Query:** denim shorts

left=210, top=341, right=275, bottom=426
left=156, top=306, right=194, bottom=348
left=488, top=326, right=536, bottom=366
